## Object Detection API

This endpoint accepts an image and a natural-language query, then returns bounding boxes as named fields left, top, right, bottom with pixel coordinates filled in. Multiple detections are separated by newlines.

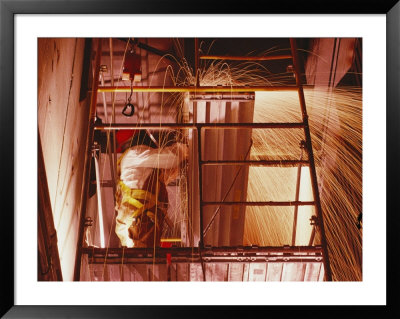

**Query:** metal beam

left=109, top=37, right=118, bottom=197
left=291, top=162, right=303, bottom=246
left=195, top=38, right=200, bottom=87
left=199, top=54, right=292, bottom=61
left=94, top=122, right=304, bottom=131
left=83, top=245, right=323, bottom=257
left=82, top=246, right=324, bottom=265
left=197, top=128, right=204, bottom=249
left=202, top=201, right=315, bottom=207
left=97, top=85, right=298, bottom=93
left=85, top=256, right=323, bottom=265
left=198, top=123, right=305, bottom=129
left=188, top=92, right=255, bottom=101
left=137, top=41, right=176, bottom=62
left=201, top=160, right=309, bottom=167
left=83, top=246, right=323, bottom=265
left=93, top=152, right=105, bottom=249
left=290, top=38, right=332, bottom=281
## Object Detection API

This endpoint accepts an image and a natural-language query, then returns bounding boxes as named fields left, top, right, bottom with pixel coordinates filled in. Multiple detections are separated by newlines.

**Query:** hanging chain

left=122, top=79, right=135, bottom=117
left=128, top=79, right=133, bottom=104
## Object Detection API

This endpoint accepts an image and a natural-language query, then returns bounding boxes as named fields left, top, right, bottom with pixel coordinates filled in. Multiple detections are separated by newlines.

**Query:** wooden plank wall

left=38, top=38, right=90, bottom=280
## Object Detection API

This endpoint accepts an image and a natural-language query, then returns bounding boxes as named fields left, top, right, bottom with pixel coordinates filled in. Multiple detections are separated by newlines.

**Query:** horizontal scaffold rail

left=189, top=92, right=255, bottom=101
left=199, top=54, right=293, bottom=61
left=202, top=201, right=315, bottom=207
left=82, top=246, right=324, bottom=264
left=94, top=122, right=304, bottom=131
left=97, top=85, right=298, bottom=93
left=201, top=160, right=309, bottom=167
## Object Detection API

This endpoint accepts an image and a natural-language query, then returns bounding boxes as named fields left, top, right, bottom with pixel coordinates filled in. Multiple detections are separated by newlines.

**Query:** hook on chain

left=122, top=79, right=135, bottom=117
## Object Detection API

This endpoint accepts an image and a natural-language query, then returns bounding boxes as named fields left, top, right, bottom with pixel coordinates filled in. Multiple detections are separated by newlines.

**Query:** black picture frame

left=1, top=0, right=399, bottom=317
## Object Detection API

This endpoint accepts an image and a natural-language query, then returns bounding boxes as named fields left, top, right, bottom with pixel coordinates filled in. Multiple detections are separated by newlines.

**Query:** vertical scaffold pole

left=73, top=38, right=102, bottom=281
left=290, top=38, right=332, bottom=281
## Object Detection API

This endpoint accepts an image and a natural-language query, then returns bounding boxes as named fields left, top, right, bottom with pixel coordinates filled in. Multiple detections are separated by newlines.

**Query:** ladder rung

left=94, top=122, right=305, bottom=131
left=200, top=160, right=308, bottom=167
left=199, top=54, right=292, bottom=61
left=97, top=85, right=299, bottom=93
left=202, top=201, right=315, bottom=207
left=199, top=123, right=304, bottom=129
left=189, top=92, right=254, bottom=101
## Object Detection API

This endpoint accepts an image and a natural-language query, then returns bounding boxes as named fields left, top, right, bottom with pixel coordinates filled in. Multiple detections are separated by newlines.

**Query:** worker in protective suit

left=114, top=131, right=188, bottom=248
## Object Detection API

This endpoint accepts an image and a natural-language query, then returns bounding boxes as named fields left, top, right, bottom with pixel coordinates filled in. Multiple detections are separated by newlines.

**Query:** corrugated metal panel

left=318, top=264, right=325, bottom=281
left=205, top=263, right=229, bottom=281
left=83, top=260, right=324, bottom=282
left=248, top=263, right=267, bottom=281
left=266, top=262, right=283, bottom=281
left=281, top=263, right=306, bottom=281
left=191, top=97, right=255, bottom=247
left=189, top=263, right=204, bottom=281
left=176, top=263, right=190, bottom=281
left=304, top=262, right=322, bottom=281
left=228, top=263, right=244, bottom=281
left=242, top=263, right=250, bottom=281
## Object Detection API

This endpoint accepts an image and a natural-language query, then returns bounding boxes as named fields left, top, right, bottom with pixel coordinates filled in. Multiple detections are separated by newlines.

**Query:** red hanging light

left=122, top=50, right=141, bottom=82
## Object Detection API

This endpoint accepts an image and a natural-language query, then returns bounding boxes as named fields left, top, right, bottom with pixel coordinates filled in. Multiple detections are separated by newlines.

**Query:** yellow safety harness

left=115, top=148, right=168, bottom=231
left=117, top=180, right=167, bottom=221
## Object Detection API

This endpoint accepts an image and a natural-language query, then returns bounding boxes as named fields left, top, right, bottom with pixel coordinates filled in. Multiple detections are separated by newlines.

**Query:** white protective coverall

left=115, top=142, right=187, bottom=248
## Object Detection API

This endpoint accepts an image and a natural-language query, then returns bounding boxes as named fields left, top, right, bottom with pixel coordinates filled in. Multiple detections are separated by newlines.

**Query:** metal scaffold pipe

left=290, top=38, right=332, bottom=281
left=81, top=246, right=324, bottom=261
left=199, top=54, right=292, bottom=61
left=97, top=85, right=298, bottom=93
left=201, top=160, right=309, bottom=167
left=94, top=122, right=304, bottom=131
left=93, top=153, right=105, bottom=249
left=202, top=201, right=315, bottom=207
